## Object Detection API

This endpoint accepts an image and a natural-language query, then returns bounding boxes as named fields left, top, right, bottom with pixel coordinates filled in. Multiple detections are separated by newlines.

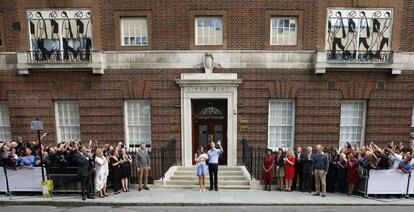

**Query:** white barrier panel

left=0, top=167, right=44, bottom=192
left=408, top=172, right=414, bottom=194
left=0, top=168, right=7, bottom=192
left=367, top=169, right=409, bottom=195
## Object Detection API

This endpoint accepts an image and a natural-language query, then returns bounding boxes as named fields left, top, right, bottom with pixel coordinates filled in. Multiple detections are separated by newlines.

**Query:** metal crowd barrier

left=47, top=167, right=81, bottom=194
left=358, top=169, right=413, bottom=198
left=0, top=166, right=46, bottom=198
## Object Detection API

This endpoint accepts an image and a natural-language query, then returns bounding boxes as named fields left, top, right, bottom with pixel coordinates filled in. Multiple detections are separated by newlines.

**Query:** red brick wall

left=100, top=0, right=320, bottom=50
left=401, top=0, right=414, bottom=51
left=235, top=69, right=414, bottom=162
left=1, top=0, right=412, bottom=52
left=0, top=0, right=19, bottom=52
left=1, top=69, right=414, bottom=164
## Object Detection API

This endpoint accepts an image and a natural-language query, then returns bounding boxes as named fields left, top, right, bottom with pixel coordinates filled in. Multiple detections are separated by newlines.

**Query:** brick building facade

left=0, top=0, right=414, bottom=166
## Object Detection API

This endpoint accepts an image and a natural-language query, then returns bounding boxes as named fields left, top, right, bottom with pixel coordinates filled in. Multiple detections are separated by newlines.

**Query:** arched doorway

left=192, top=99, right=227, bottom=165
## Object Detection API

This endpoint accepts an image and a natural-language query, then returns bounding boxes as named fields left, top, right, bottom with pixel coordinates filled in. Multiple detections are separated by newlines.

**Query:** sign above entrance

left=184, top=86, right=230, bottom=92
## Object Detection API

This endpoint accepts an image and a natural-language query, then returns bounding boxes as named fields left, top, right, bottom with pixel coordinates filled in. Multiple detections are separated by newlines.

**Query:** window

left=54, top=101, right=81, bottom=143
left=412, top=106, right=414, bottom=127
left=0, top=102, right=11, bottom=141
left=121, top=17, right=148, bottom=46
left=270, top=17, right=297, bottom=45
left=268, top=100, right=295, bottom=149
left=124, top=101, right=151, bottom=147
left=339, top=101, right=366, bottom=148
left=195, top=17, right=223, bottom=45
left=411, top=107, right=414, bottom=136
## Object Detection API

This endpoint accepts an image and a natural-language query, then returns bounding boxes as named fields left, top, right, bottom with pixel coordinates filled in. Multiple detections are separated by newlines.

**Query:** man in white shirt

left=207, top=141, right=223, bottom=191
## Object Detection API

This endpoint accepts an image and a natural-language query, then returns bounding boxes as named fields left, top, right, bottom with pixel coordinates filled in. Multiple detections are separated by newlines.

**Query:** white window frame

left=0, top=101, right=11, bottom=141
left=120, top=17, right=148, bottom=46
left=124, top=100, right=151, bottom=148
left=339, top=100, right=367, bottom=148
left=267, top=99, right=295, bottom=150
left=411, top=106, right=414, bottom=127
left=270, top=17, right=298, bottom=46
left=54, top=101, right=81, bottom=143
left=411, top=106, right=414, bottom=137
left=195, top=16, right=223, bottom=46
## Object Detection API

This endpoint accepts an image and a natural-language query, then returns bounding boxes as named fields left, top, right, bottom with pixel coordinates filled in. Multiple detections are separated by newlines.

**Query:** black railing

left=45, top=139, right=177, bottom=193
left=26, top=50, right=92, bottom=63
left=241, top=139, right=338, bottom=181
left=129, top=139, right=177, bottom=184
left=327, top=50, right=392, bottom=63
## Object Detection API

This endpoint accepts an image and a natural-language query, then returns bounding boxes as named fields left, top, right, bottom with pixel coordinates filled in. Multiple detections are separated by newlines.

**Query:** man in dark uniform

left=301, top=146, right=314, bottom=193
left=74, top=145, right=94, bottom=201
left=292, top=147, right=303, bottom=191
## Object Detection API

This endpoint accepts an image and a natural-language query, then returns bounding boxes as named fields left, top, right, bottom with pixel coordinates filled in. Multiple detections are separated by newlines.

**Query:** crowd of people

left=1, top=132, right=414, bottom=199
left=262, top=140, right=414, bottom=197
left=0, top=133, right=151, bottom=201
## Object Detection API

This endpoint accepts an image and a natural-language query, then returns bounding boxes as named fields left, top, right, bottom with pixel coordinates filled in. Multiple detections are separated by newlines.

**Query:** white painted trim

left=411, top=106, right=414, bottom=128
left=267, top=99, right=296, bottom=150
left=177, top=74, right=241, bottom=166
left=120, top=17, right=149, bottom=47
left=339, top=100, right=367, bottom=148
left=54, top=100, right=81, bottom=144
left=270, top=17, right=298, bottom=46
left=195, top=17, right=223, bottom=46
left=0, top=101, right=11, bottom=142
left=124, top=100, right=152, bottom=148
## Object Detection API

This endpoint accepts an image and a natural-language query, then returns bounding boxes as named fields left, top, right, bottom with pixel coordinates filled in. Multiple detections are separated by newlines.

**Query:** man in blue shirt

left=207, top=141, right=223, bottom=191
left=312, top=145, right=329, bottom=197
left=399, top=156, right=413, bottom=173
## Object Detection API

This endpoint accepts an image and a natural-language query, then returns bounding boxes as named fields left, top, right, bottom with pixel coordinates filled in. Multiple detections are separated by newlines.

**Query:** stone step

left=163, top=185, right=250, bottom=190
left=176, top=166, right=242, bottom=171
left=165, top=180, right=249, bottom=186
left=173, top=170, right=243, bottom=176
left=170, top=175, right=247, bottom=181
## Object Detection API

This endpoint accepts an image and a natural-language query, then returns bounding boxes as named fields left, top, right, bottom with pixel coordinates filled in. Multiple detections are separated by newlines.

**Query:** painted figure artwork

left=27, top=10, right=92, bottom=62
left=326, top=9, right=393, bottom=62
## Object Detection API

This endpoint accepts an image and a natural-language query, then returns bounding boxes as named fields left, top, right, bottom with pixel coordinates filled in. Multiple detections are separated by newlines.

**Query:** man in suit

left=74, top=145, right=94, bottom=201
left=292, top=147, right=303, bottom=191
left=301, top=146, right=313, bottom=193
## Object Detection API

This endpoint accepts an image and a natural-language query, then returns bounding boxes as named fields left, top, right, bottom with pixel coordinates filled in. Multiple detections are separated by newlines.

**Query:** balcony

left=315, top=50, right=402, bottom=75
left=26, top=50, right=92, bottom=64
left=326, top=50, right=393, bottom=64
left=17, top=50, right=103, bottom=75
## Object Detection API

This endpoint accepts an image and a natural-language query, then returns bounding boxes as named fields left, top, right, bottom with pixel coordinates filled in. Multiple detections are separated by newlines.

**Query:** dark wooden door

left=192, top=100, right=227, bottom=165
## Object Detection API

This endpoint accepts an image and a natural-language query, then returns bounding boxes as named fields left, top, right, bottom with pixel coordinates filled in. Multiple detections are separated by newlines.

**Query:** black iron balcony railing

left=327, top=50, right=393, bottom=63
left=26, top=50, right=92, bottom=63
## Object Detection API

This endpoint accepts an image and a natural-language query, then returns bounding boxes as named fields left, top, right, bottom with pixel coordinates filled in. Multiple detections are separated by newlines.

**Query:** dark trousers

left=208, top=163, right=218, bottom=189
left=80, top=175, right=92, bottom=197
left=302, top=173, right=313, bottom=192
left=112, top=168, right=121, bottom=192
left=292, top=172, right=302, bottom=191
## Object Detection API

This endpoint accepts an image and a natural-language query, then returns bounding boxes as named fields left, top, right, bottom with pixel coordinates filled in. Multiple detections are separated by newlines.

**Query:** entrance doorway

left=192, top=99, right=227, bottom=165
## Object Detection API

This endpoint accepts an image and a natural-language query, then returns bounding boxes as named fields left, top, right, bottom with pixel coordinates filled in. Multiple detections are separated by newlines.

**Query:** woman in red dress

left=346, top=152, right=358, bottom=195
left=284, top=149, right=296, bottom=192
left=262, top=149, right=275, bottom=191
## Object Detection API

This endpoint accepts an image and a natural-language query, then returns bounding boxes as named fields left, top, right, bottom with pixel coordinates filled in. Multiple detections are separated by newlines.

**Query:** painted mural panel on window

left=27, top=9, right=92, bottom=62
left=326, top=8, right=393, bottom=63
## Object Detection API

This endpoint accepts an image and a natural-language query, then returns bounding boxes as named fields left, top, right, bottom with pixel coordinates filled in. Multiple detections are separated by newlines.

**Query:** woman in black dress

left=120, top=147, right=132, bottom=192
left=109, top=149, right=122, bottom=194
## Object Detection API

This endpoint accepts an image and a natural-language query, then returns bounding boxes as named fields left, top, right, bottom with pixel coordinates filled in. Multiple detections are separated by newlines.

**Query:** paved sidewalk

left=1, top=189, right=414, bottom=206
